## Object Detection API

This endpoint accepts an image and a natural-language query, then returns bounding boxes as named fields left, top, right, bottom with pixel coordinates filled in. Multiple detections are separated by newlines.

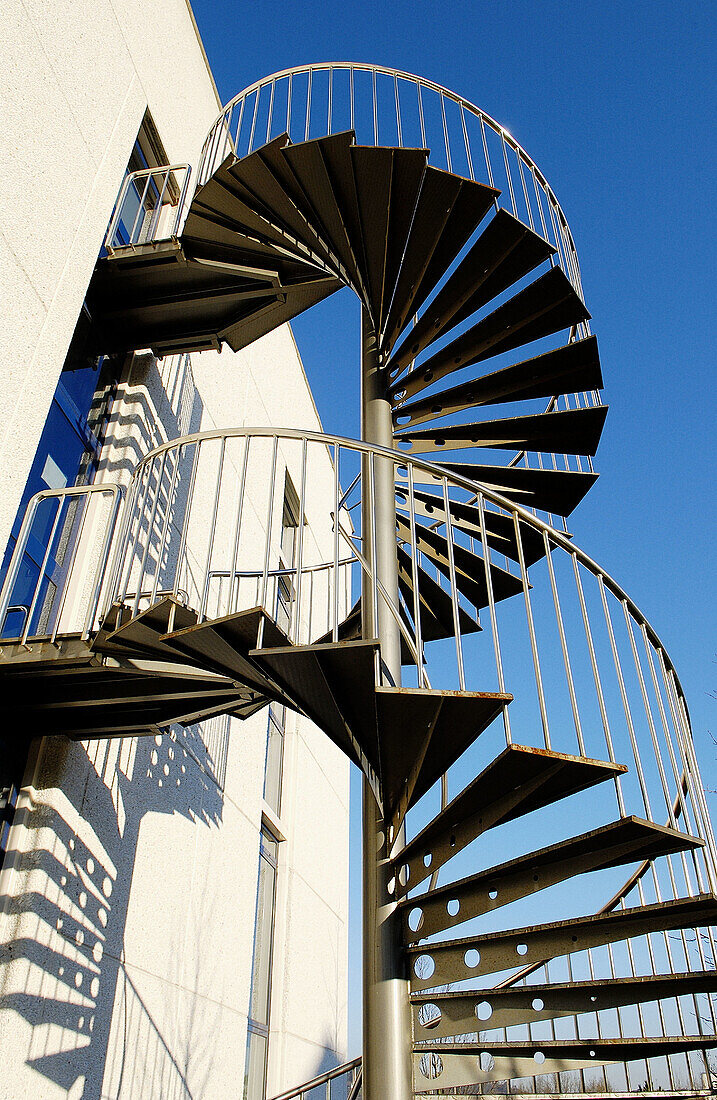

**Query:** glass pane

left=244, top=1029, right=268, bottom=1100
left=249, top=848, right=276, bottom=1024
left=263, top=717, right=284, bottom=814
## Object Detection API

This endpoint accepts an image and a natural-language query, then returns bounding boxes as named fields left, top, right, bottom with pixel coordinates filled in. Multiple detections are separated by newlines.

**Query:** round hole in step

left=423, top=852, right=432, bottom=868
left=479, top=1052, right=494, bottom=1073
left=488, top=888, right=498, bottom=901
left=464, top=948, right=481, bottom=969
left=532, top=997, right=544, bottom=1012
left=431, top=405, right=442, bottom=414
left=418, top=1002, right=442, bottom=1030
left=386, top=876, right=396, bottom=897
left=419, top=1053, right=443, bottom=1080
left=408, top=908, right=424, bottom=933
left=447, top=898, right=460, bottom=917
left=397, top=439, right=411, bottom=450
left=396, top=415, right=411, bottom=426
left=589, top=1050, right=596, bottom=1058
left=423, top=371, right=433, bottom=383
left=475, top=1000, right=493, bottom=1021
left=398, top=863, right=410, bottom=887
left=516, top=942, right=528, bottom=956
left=414, top=954, right=435, bottom=980
left=534, top=1051, right=546, bottom=1066
left=434, top=438, right=446, bottom=447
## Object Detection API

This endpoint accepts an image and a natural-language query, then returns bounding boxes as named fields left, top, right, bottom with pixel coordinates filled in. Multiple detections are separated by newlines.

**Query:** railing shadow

left=0, top=713, right=230, bottom=1098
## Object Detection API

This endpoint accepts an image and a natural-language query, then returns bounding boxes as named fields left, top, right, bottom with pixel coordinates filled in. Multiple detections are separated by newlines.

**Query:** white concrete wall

left=0, top=4, right=351, bottom=1096
left=0, top=0, right=220, bottom=557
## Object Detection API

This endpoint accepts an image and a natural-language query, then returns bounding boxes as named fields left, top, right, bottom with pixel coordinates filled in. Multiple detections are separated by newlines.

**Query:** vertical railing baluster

left=172, top=440, right=200, bottom=604
left=332, top=444, right=340, bottom=642
left=150, top=445, right=182, bottom=606
left=543, top=529, right=585, bottom=754
left=292, top=438, right=308, bottom=643
left=441, top=477, right=464, bottom=690
left=133, top=451, right=168, bottom=617
left=305, top=69, right=312, bottom=141
left=513, top=512, right=550, bottom=748
left=266, top=79, right=275, bottom=144
left=407, top=463, right=423, bottom=689
left=249, top=88, right=261, bottom=153
left=261, top=436, right=280, bottom=613
left=459, top=103, right=474, bottom=180
left=372, top=67, right=378, bottom=145
left=598, top=576, right=652, bottom=818
left=440, top=93, right=451, bottom=172
left=479, top=116, right=494, bottom=189
left=417, top=81, right=426, bottom=149
left=572, top=555, right=625, bottom=813
left=229, top=437, right=250, bottom=614
left=477, top=493, right=511, bottom=742
left=199, top=437, right=226, bottom=621
left=21, top=498, right=63, bottom=645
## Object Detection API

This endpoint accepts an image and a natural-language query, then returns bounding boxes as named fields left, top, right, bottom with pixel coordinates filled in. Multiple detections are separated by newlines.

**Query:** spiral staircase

left=2, top=65, right=716, bottom=1098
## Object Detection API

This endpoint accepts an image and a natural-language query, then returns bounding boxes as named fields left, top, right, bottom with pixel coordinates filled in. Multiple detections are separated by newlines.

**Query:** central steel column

left=360, top=306, right=413, bottom=1100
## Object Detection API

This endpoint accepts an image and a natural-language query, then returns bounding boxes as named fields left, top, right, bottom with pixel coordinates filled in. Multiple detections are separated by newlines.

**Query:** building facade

left=0, top=3, right=350, bottom=1098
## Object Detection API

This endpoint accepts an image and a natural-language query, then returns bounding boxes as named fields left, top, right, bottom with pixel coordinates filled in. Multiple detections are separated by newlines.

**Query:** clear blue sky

left=190, top=0, right=715, bottom=1057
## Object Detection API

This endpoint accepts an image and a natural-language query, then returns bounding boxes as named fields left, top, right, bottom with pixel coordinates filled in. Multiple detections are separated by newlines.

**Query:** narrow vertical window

left=263, top=704, right=286, bottom=817
left=244, top=827, right=279, bottom=1100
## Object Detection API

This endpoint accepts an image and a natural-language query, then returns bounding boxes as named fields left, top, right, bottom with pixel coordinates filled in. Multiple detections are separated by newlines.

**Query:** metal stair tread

left=410, top=970, right=717, bottom=1037
left=394, top=744, right=627, bottom=894
left=383, top=168, right=498, bottom=351
left=250, top=637, right=380, bottom=772
left=280, top=130, right=368, bottom=295
left=350, top=144, right=429, bottom=329
left=93, top=595, right=198, bottom=661
left=390, top=265, right=591, bottom=402
left=375, top=685, right=512, bottom=828
left=407, top=894, right=717, bottom=987
left=396, top=544, right=484, bottom=639
left=392, top=336, right=603, bottom=427
left=396, top=500, right=546, bottom=570
left=401, top=816, right=705, bottom=941
left=395, top=405, right=608, bottom=457
left=160, top=605, right=288, bottom=698
left=432, top=461, right=599, bottom=516
left=388, top=208, right=556, bottom=373
left=412, top=1036, right=717, bottom=1092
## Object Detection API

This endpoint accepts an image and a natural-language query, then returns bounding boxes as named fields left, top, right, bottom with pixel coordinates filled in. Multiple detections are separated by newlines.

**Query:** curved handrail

left=196, top=62, right=587, bottom=312
left=124, top=424, right=687, bottom=706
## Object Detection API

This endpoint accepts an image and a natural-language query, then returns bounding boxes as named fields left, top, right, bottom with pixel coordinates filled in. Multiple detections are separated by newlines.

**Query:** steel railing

left=1, top=426, right=714, bottom=1094
left=269, top=1056, right=361, bottom=1100
left=196, top=63, right=587, bottom=324
left=104, top=164, right=192, bottom=251
left=0, top=484, right=122, bottom=644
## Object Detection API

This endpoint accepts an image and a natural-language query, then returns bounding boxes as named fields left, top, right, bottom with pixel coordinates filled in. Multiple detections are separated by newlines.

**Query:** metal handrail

left=269, top=1056, right=362, bottom=1100
left=105, top=164, right=192, bottom=251
left=197, top=62, right=586, bottom=309
left=0, top=484, right=123, bottom=644
left=120, top=425, right=688, bottom=699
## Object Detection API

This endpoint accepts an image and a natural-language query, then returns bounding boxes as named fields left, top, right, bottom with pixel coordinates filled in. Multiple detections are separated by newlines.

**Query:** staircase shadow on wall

left=0, top=714, right=231, bottom=1099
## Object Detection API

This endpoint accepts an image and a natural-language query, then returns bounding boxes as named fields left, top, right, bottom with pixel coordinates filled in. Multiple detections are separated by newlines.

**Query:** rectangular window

left=244, top=828, right=279, bottom=1100
left=263, top=704, right=286, bottom=816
